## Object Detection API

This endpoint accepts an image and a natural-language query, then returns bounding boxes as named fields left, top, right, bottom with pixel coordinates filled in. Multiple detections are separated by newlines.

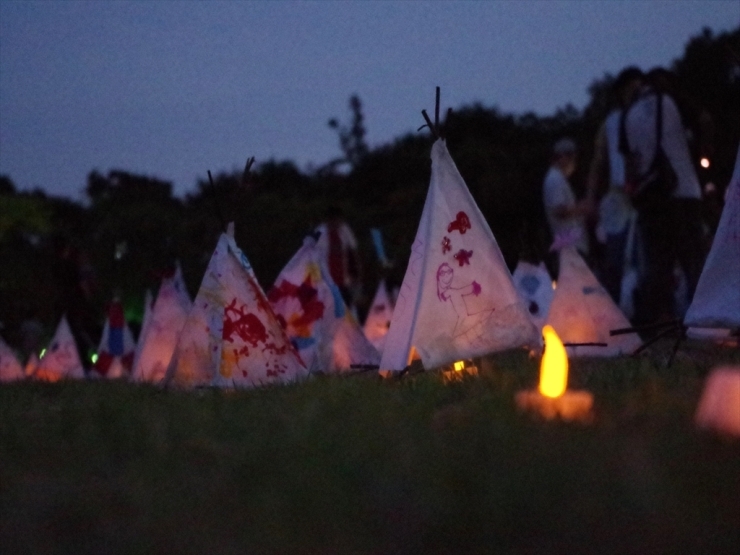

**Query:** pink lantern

left=695, top=366, right=740, bottom=437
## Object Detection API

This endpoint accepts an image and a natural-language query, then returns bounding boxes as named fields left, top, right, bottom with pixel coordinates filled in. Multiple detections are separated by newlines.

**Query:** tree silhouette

left=327, top=94, right=369, bottom=170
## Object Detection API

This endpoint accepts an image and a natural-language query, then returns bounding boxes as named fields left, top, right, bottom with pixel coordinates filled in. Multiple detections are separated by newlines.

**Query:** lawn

left=1, top=339, right=739, bottom=554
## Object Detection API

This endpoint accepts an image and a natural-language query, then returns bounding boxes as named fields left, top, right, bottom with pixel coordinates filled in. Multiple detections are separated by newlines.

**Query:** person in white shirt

left=543, top=138, right=592, bottom=257
left=621, top=68, right=706, bottom=324
left=585, top=67, right=643, bottom=304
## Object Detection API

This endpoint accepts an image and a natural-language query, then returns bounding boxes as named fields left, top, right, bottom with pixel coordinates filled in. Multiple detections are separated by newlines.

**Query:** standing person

left=620, top=68, right=706, bottom=324
left=648, top=67, right=714, bottom=170
left=314, top=205, right=362, bottom=308
left=542, top=138, right=592, bottom=258
left=585, top=67, right=643, bottom=305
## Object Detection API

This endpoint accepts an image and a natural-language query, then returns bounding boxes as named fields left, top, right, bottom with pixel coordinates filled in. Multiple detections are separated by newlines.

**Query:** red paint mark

left=453, top=249, right=473, bottom=266
left=222, top=299, right=267, bottom=347
left=247, top=272, right=306, bottom=365
left=441, top=236, right=451, bottom=254
left=268, top=278, right=325, bottom=328
left=447, top=211, right=471, bottom=234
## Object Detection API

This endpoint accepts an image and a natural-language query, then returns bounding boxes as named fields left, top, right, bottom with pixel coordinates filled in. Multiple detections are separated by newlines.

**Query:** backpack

left=619, top=92, right=678, bottom=211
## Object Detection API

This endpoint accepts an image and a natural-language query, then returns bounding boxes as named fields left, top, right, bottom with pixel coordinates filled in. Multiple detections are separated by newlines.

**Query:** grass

left=1, top=340, right=739, bottom=554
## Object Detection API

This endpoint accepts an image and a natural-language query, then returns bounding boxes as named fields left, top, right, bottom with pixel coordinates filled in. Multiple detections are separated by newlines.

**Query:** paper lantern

left=695, top=366, right=740, bottom=437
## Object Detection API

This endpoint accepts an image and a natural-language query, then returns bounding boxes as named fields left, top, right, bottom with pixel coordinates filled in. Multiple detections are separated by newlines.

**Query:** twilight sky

left=1, top=1, right=738, bottom=199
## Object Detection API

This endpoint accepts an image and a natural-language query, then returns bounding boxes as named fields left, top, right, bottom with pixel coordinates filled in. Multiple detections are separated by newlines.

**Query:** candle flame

left=453, top=361, right=465, bottom=372
left=539, top=325, right=568, bottom=398
left=700, top=157, right=710, bottom=169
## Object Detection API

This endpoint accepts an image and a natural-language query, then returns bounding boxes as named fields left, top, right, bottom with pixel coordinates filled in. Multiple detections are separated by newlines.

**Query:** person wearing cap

left=542, top=137, right=592, bottom=256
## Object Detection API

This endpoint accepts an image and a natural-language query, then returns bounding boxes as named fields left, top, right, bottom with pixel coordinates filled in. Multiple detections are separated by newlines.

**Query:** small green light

left=39, top=348, right=46, bottom=358
left=91, top=353, right=99, bottom=364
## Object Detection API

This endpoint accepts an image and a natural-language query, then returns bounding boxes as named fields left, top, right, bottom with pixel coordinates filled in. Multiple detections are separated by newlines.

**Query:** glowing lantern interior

left=539, top=325, right=568, bottom=398
left=454, top=361, right=465, bottom=372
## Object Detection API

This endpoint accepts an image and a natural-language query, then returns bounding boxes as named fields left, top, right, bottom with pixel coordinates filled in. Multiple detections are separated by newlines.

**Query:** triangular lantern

left=0, top=335, right=24, bottom=382
left=380, top=139, right=539, bottom=371
left=363, top=279, right=394, bottom=353
left=165, top=232, right=307, bottom=388
left=512, top=261, right=554, bottom=330
left=695, top=366, right=740, bottom=436
left=547, top=247, right=641, bottom=356
left=34, top=316, right=85, bottom=381
left=268, top=236, right=380, bottom=373
left=93, top=298, right=136, bottom=378
left=684, top=146, right=740, bottom=330
left=132, top=269, right=192, bottom=383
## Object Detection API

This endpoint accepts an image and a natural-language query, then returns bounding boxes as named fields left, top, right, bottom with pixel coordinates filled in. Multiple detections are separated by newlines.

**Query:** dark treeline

left=1, top=27, right=738, bottom=357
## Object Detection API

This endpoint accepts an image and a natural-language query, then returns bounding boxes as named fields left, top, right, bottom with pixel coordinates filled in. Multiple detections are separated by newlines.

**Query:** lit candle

left=515, top=326, right=593, bottom=421
left=443, top=359, right=479, bottom=382
left=539, top=325, right=567, bottom=398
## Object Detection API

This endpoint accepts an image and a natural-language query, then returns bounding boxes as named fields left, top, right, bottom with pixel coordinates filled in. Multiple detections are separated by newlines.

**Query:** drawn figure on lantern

left=447, top=211, right=471, bottom=234
left=436, top=262, right=495, bottom=347
left=441, top=236, right=451, bottom=254
left=453, top=249, right=473, bottom=267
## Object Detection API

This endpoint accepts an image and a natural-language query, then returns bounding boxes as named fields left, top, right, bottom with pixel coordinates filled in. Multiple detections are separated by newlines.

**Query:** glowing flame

left=539, top=325, right=568, bottom=398
left=91, top=353, right=99, bottom=364
left=700, top=157, right=710, bottom=169
left=453, top=361, right=465, bottom=372
left=39, top=348, right=46, bottom=359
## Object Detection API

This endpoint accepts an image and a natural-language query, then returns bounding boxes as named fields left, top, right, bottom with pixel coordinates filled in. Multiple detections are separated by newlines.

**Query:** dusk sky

left=1, top=1, right=738, bottom=200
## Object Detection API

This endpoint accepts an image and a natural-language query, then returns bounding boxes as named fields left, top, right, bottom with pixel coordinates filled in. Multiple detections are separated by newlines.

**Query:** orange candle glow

left=515, top=325, right=593, bottom=422
left=539, top=325, right=568, bottom=398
